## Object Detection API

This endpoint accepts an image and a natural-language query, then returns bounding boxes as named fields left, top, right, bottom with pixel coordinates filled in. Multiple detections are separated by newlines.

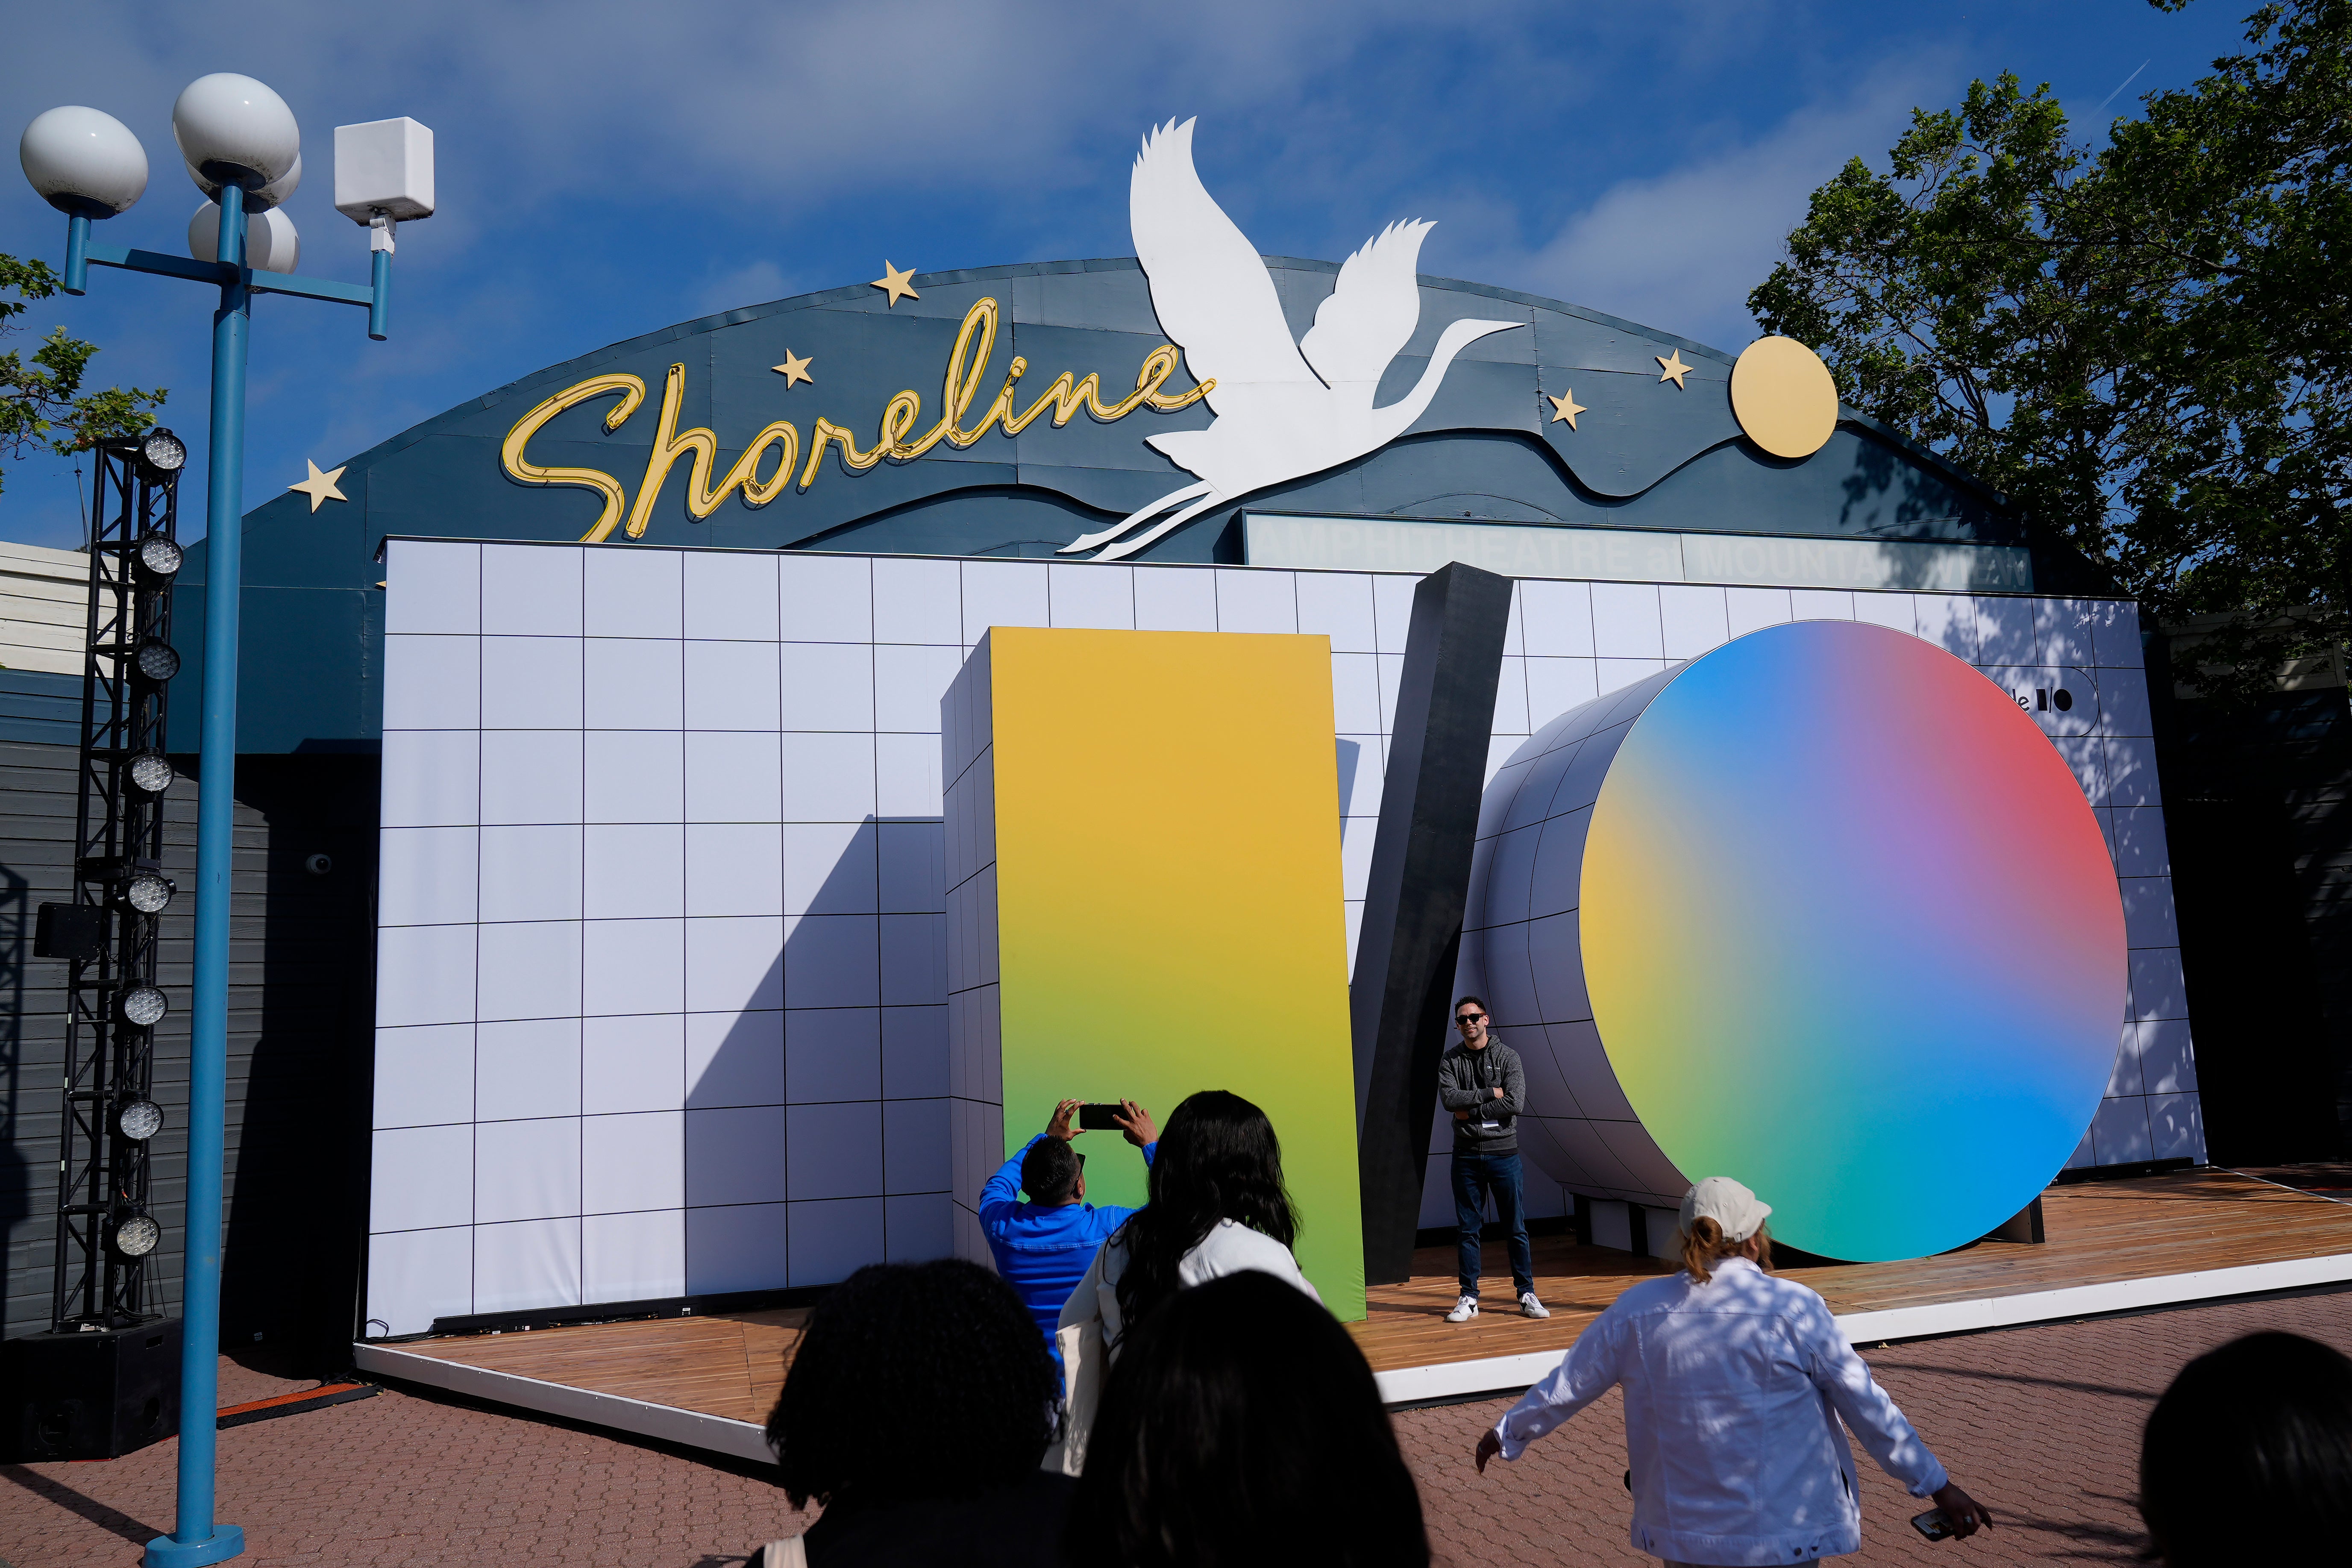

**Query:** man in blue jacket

left=981, top=1097, right=1158, bottom=1344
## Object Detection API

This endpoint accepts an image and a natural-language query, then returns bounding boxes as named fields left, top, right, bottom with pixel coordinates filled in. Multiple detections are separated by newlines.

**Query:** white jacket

left=1494, top=1257, right=1947, bottom=1565
left=1058, top=1217, right=1320, bottom=1353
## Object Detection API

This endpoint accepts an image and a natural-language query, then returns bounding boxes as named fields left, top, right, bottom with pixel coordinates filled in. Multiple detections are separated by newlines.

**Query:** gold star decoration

left=771, top=349, right=814, bottom=388
left=1546, top=389, right=1587, bottom=430
left=1655, top=350, right=1694, bottom=389
left=871, top=261, right=920, bottom=308
left=288, top=458, right=348, bottom=512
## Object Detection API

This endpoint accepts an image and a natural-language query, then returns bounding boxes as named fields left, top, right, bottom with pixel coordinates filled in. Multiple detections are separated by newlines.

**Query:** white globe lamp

left=170, top=73, right=297, bottom=191
left=194, top=150, right=299, bottom=212
left=19, top=106, right=148, bottom=217
left=188, top=202, right=300, bottom=274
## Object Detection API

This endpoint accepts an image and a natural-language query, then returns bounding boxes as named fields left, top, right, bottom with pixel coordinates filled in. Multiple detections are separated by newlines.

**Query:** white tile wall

left=584, top=1209, right=686, bottom=1301
left=943, top=638, right=1002, bottom=1263
left=481, top=638, right=581, bottom=729
left=1047, top=562, right=1135, bottom=630
left=685, top=550, right=780, bottom=641
left=1133, top=564, right=1218, bottom=632
left=373, top=544, right=2199, bottom=1332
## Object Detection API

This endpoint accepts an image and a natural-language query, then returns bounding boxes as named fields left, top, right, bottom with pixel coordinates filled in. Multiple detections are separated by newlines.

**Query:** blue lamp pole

left=23, top=81, right=418, bottom=1568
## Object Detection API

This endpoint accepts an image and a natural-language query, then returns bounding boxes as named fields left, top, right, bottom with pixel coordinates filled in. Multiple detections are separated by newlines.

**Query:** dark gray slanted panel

left=1351, top=561, right=1514, bottom=1284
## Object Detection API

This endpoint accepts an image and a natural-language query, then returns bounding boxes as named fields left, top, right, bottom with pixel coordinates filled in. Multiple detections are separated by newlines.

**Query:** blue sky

left=0, top=0, right=2255, bottom=549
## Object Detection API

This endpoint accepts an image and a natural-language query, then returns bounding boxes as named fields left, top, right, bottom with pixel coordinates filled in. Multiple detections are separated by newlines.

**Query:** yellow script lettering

left=502, top=297, right=1213, bottom=538
left=500, top=373, right=649, bottom=544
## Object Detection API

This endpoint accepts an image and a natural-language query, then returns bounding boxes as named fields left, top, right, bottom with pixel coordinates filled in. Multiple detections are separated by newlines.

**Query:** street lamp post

left=20, top=76, right=432, bottom=1568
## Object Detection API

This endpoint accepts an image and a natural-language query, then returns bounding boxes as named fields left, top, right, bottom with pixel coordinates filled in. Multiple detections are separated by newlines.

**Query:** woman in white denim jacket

left=1474, top=1177, right=1991, bottom=1567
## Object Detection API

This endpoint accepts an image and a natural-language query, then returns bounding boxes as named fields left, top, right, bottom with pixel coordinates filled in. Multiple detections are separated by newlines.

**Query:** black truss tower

left=48, top=437, right=182, bottom=1330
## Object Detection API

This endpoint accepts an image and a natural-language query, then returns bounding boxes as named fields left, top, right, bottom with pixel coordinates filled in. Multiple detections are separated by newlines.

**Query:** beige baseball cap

left=1679, top=1176, right=1772, bottom=1242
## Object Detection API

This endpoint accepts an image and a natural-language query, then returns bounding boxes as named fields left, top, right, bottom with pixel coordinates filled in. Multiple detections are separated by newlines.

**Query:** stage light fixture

left=133, top=638, right=179, bottom=682
left=138, top=427, right=186, bottom=475
left=126, top=750, right=175, bottom=794
left=135, top=533, right=183, bottom=578
left=110, top=1213, right=161, bottom=1259
left=119, top=984, right=167, bottom=1028
left=123, top=869, right=173, bottom=914
left=115, top=1098, right=163, bottom=1141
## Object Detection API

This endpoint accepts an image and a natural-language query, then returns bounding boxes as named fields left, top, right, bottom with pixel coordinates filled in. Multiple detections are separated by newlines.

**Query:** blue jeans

left=1453, top=1150, right=1533, bottom=1298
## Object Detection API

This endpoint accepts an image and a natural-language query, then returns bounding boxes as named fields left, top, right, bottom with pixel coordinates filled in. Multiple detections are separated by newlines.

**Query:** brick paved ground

left=4, top=1285, right=2348, bottom=1567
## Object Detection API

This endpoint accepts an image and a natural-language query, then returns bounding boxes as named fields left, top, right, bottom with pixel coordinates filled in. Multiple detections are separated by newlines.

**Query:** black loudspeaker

left=0, top=1318, right=182, bottom=1460
left=33, top=901, right=105, bottom=961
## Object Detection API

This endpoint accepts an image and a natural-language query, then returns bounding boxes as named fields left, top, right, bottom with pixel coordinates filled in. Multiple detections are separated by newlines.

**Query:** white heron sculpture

left=1062, top=119, right=1525, bottom=563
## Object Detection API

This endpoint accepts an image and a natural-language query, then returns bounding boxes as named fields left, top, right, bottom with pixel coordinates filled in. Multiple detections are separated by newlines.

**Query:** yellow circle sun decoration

left=1730, top=336, right=1839, bottom=459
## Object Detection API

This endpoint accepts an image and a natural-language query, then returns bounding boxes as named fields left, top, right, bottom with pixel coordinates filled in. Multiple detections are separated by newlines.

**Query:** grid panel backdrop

left=368, top=542, right=2197, bottom=1333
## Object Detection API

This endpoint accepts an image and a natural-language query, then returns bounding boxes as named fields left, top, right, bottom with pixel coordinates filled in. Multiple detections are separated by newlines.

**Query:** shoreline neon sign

left=499, top=295, right=1212, bottom=543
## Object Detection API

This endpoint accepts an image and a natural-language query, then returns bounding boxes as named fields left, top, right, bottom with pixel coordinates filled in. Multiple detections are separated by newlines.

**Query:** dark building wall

left=215, top=753, right=379, bottom=1366
left=0, top=728, right=117, bottom=1339
left=2156, top=658, right=2352, bottom=1163
left=0, top=667, right=378, bottom=1370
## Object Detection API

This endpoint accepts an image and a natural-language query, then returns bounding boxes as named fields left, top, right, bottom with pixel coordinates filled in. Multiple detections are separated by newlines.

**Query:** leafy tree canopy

left=0, top=252, right=166, bottom=500
left=1750, top=0, right=2350, bottom=698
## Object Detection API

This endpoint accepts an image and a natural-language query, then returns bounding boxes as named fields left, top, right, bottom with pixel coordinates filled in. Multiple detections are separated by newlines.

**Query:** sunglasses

left=1456, top=1013, right=1487, bottom=1025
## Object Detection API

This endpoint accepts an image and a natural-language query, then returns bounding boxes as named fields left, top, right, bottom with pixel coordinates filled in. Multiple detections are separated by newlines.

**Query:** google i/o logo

left=1476, top=620, right=2126, bottom=1262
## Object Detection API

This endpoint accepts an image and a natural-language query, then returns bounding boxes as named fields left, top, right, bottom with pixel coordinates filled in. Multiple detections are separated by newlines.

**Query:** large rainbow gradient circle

left=1581, top=620, right=2126, bottom=1261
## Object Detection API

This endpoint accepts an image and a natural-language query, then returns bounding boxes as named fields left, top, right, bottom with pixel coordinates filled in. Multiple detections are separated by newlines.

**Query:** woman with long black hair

left=1066, top=1271, right=1428, bottom=1568
left=1057, top=1089, right=1318, bottom=1357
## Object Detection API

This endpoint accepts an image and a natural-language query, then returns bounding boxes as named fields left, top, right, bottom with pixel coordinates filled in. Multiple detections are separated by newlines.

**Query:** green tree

left=1749, top=0, right=2352, bottom=697
left=0, top=252, right=167, bottom=498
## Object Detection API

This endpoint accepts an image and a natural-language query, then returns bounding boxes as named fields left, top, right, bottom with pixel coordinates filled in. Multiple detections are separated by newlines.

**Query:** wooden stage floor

left=363, top=1169, right=2352, bottom=1447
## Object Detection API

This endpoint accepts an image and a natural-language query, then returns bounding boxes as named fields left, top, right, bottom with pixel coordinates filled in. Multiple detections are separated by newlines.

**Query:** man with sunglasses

left=1440, top=995, right=1547, bottom=1322
left=979, top=1097, right=1159, bottom=1347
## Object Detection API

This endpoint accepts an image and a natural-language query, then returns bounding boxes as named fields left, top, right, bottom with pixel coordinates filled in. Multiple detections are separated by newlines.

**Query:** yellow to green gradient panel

left=988, top=625, right=1364, bottom=1320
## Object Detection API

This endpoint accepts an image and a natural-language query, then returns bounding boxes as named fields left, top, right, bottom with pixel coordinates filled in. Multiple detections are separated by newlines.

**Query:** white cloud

left=1475, top=61, right=1948, bottom=351
left=0, top=0, right=1549, bottom=217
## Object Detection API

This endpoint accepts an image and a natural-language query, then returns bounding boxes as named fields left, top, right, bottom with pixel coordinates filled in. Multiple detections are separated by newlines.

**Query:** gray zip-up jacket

left=1438, top=1037, right=1526, bottom=1154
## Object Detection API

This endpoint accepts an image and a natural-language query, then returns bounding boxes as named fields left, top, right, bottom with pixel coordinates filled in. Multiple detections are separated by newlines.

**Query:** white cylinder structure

left=1461, top=619, right=2127, bottom=1262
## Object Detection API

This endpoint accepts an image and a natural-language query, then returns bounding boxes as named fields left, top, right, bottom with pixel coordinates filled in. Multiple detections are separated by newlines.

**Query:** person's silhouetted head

left=1022, top=1135, right=1083, bottom=1206
left=2140, top=1330, right=2352, bottom=1565
left=767, top=1258, right=1057, bottom=1512
left=1110, top=1089, right=1297, bottom=1332
left=1068, top=1270, right=1428, bottom=1568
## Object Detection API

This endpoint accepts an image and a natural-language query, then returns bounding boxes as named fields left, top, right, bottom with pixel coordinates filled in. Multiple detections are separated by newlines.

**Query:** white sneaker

left=1520, top=1291, right=1551, bottom=1319
left=1445, top=1295, right=1479, bottom=1323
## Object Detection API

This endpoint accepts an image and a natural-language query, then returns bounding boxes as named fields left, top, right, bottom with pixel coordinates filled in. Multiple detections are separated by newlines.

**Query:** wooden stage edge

left=352, top=1170, right=2352, bottom=1461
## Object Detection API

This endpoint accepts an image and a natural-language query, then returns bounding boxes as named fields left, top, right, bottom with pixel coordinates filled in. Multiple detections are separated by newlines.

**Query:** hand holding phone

left=1112, top=1098, right=1159, bottom=1148
left=1917, top=1482, right=1993, bottom=1541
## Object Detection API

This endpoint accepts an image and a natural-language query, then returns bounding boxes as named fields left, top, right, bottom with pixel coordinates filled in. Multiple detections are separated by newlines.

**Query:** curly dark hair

left=1110, top=1089, right=1297, bottom=1337
left=1068, top=1270, right=1429, bottom=1568
left=765, top=1259, right=1057, bottom=1510
left=2141, top=1330, right=2352, bottom=1565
